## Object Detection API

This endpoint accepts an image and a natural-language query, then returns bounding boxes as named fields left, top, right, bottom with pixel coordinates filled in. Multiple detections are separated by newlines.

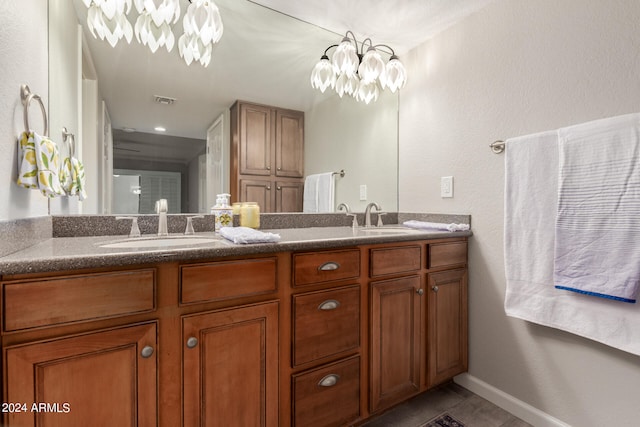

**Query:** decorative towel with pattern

left=16, top=131, right=64, bottom=197
left=554, top=113, right=640, bottom=303
left=60, top=156, right=87, bottom=200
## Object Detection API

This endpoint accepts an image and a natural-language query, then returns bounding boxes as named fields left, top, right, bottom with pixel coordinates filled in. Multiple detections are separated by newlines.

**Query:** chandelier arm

left=344, top=30, right=359, bottom=49
left=372, top=44, right=396, bottom=56
left=323, top=44, right=339, bottom=56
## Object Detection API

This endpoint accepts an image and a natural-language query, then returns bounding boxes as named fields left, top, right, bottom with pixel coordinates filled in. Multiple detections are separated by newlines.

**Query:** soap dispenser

left=211, top=193, right=233, bottom=232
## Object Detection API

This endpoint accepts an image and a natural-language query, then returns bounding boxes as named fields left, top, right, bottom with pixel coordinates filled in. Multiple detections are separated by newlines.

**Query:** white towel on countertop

left=402, top=220, right=469, bottom=232
left=554, top=113, right=640, bottom=303
left=503, top=124, right=640, bottom=356
left=219, top=227, right=281, bottom=244
left=303, top=173, right=334, bottom=213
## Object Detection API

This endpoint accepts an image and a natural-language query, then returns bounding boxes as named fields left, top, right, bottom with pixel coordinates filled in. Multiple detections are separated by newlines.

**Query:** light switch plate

left=441, top=176, right=453, bottom=198
left=359, top=184, right=367, bottom=201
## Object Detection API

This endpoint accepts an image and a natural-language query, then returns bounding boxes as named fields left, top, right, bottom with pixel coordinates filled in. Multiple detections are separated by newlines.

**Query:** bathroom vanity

left=0, top=226, right=468, bottom=426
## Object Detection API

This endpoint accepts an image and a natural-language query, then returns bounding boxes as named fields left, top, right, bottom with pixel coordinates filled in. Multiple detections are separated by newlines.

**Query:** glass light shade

left=356, top=80, right=380, bottom=104
left=335, top=73, right=359, bottom=98
left=179, top=0, right=223, bottom=66
left=358, top=47, right=384, bottom=83
left=135, top=13, right=175, bottom=52
left=178, top=35, right=213, bottom=66
left=332, top=37, right=359, bottom=75
left=383, top=56, right=407, bottom=93
left=85, top=2, right=133, bottom=47
left=133, top=0, right=179, bottom=52
left=133, top=0, right=180, bottom=27
left=310, top=56, right=336, bottom=93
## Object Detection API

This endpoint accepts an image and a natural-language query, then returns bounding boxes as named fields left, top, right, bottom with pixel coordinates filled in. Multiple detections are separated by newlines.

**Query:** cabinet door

left=275, top=181, right=304, bottom=212
left=426, top=269, right=468, bottom=388
left=240, top=103, right=272, bottom=176
left=240, top=178, right=273, bottom=212
left=275, top=109, right=304, bottom=178
left=183, top=301, right=279, bottom=427
left=4, top=322, right=157, bottom=427
left=370, top=276, right=421, bottom=413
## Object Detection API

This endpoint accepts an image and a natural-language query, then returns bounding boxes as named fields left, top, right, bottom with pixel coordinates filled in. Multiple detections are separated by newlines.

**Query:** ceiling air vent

left=154, top=95, right=176, bottom=105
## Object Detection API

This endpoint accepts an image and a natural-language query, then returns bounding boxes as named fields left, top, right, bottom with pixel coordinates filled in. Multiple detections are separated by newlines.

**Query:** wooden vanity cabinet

left=289, top=248, right=364, bottom=427
left=230, top=100, right=304, bottom=212
left=1, top=236, right=468, bottom=427
left=369, top=239, right=468, bottom=414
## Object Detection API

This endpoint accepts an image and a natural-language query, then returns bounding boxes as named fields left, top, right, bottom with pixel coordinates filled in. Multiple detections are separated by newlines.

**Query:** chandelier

left=82, top=0, right=223, bottom=67
left=311, top=31, right=407, bottom=104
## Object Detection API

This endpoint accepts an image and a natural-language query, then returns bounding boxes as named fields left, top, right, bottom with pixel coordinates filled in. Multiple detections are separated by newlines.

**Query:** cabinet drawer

left=293, top=285, right=360, bottom=366
left=180, top=257, right=277, bottom=304
left=292, top=356, right=360, bottom=427
left=428, top=241, right=467, bottom=269
left=370, top=245, right=421, bottom=277
left=293, top=249, right=360, bottom=287
left=2, top=269, right=156, bottom=332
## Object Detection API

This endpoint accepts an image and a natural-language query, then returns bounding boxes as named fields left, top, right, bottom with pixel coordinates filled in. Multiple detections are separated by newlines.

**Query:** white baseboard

left=454, top=373, right=571, bottom=427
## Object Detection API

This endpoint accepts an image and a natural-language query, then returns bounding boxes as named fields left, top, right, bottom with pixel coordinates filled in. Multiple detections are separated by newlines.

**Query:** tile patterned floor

left=361, top=382, right=532, bottom=427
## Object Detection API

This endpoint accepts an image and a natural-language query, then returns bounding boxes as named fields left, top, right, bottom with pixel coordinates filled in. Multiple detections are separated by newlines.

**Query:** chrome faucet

left=155, top=199, right=168, bottom=236
left=337, top=203, right=351, bottom=213
left=364, top=202, right=382, bottom=227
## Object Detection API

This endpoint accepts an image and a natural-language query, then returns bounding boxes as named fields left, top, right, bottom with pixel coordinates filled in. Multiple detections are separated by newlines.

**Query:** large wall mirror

left=49, top=0, right=398, bottom=215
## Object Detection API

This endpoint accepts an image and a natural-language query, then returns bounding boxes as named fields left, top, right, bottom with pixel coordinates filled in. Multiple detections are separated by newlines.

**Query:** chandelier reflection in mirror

left=311, top=31, right=407, bottom=104
left=82, top=0, right=223, bottom=67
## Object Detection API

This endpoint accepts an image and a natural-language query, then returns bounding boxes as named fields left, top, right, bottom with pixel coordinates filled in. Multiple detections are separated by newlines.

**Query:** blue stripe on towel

left=555, top=285, right=636, bottom=304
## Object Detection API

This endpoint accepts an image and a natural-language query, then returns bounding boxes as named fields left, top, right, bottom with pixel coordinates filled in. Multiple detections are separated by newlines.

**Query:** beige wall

left=0, top=0, right=49, bottom=220
left=305, top=91, right=398, bottom=212
left=399, top=0, right=640, bottom=425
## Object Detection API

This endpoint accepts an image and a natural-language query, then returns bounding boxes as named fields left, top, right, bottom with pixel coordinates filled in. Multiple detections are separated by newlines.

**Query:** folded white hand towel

left=402, top=220, right=470, bottom=232
left=219, top=227, right=281, bottom=244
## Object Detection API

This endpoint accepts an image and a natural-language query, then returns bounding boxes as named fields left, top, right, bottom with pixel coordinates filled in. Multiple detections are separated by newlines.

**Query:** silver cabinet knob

left=317, top=374, right=340, bottom=387
left=432, top=286, right=439, bottom=293
left=186, top=337, right=198, bottom=349
left=277, top=167, right=281, bottom=171
left=140, top=345, right=154, bottom=358
left=266, top=166, right=271, bottom=170
left=318, top=299, right=340, bottom=311
left=416, top=288, right=424, bottom=296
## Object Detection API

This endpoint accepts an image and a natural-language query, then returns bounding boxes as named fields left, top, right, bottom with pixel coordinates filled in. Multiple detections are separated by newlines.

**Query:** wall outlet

left=359, top=184, right=367, bottom=201
left=441, top=176, right=453, bottom=198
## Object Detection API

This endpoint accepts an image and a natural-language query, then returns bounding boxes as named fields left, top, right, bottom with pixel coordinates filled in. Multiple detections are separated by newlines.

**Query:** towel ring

left=20, top=85, right=48, bottom=137
left=62, top=127, right=75, bottom=157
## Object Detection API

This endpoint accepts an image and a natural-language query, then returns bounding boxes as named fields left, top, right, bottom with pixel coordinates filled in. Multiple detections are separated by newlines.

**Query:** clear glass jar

left=240, top=202, right=260, bottom=229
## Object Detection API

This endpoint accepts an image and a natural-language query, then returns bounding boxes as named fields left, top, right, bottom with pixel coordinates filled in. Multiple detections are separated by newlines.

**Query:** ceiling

left=73, top=0, right=495, bottom=152
left=249, top=0, right=497, bottom=54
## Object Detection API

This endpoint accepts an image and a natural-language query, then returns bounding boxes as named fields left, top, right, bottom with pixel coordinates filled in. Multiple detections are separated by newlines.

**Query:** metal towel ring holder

left=62, top=127, right=75, bottom=157
left=20, top=84, right=48, bottom=137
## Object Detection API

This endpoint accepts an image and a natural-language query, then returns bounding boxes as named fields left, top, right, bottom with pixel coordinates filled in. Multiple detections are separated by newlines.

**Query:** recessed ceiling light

left=154, top=126, right=167, bottom=132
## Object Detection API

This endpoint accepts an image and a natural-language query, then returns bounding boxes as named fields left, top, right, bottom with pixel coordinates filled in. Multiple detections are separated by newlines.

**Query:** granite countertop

left=0, top=226, right=472, bottom=276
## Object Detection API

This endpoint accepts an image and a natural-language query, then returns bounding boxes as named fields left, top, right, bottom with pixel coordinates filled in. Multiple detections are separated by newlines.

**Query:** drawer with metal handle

left=292, top=285, right=360, bottom=366
left=293, top=249, right=360, bottom=287
left=292, top=355, right=360, bottom=427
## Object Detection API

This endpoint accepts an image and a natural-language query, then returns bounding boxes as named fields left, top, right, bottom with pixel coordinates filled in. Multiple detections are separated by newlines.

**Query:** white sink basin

left=357, top=227, right=420, bottom=234
left=100, top=236, right=225, bottom=249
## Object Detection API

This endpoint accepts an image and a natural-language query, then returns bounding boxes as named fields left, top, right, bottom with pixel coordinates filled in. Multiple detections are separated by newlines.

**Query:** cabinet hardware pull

left=140, top=345, right=154, bottom=358
left=186, top=337, right=198, bottom=349
left=318, top=261, right=340, bottom=271
left=416, top=288, right=424, bottom=296
left=318, top=374, right=340, bottom=387
left=266, top=185, right=271, bottom=190
left=432, top=286, right=439, bottom=293
left=318, top=299, right=340, bottom=311
left=266, top=166, right=271, bottom=170
left=277, top=167, right=281, bottom=171
left=277, top=186, right=281, bottom=191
